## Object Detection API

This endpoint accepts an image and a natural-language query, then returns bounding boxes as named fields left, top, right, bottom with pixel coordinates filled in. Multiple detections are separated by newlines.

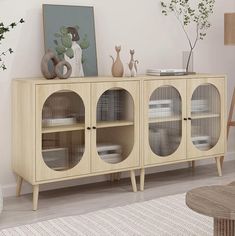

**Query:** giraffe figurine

left=128, top=49, right=139, bottom=77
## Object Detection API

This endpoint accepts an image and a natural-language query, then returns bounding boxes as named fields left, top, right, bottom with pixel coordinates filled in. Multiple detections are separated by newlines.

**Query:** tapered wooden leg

left=130, top=170, right=137, bottom=192
left=33, top=185, right=39, bottom=211
left=191, top=161, right=195, bottom=169
left=220, top=156, right=224, bottom=168
left=16, top=176, right=23, bottom=197
left=110, top=173, right=115, bottom=182
left=215, top=157, right=222, bottom=177
left=115, top=172, right=121, bottom=181
left=140, top=168, right=145, bottom=191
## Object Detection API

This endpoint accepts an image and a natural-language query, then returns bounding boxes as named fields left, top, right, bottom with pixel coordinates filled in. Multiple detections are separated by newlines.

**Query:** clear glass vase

left=183, top=51, right=194, bottom=74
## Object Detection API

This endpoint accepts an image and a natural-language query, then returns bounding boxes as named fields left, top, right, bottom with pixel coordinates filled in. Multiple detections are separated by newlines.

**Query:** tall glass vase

left=183, top=51, right=194, bottom=74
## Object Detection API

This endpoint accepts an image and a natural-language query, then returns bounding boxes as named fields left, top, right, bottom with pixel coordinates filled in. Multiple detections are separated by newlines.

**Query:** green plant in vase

left=0, top=18, right=25, bottom=70
left=160, top=0, right=215, bottom=73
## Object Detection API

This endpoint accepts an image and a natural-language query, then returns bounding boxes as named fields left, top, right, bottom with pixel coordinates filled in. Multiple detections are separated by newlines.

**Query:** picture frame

left=43, top=4, right=98, bottom=77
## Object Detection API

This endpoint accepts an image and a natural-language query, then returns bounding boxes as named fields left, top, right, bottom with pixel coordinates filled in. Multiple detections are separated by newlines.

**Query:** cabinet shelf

left=192, top=113, right=220, bottom=120
left=42, top=124, right=85, bottom=134
left=97, top=120, right=134, bottom=129
left=149, top=115, right=181, bottom=124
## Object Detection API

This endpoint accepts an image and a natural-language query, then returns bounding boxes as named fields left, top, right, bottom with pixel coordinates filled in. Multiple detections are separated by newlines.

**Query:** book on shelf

left=146, top=69, right=187, bottom=76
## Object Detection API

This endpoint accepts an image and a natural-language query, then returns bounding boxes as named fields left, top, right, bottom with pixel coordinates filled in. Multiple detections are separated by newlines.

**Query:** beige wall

left=0, top=0, right=235, bottom=196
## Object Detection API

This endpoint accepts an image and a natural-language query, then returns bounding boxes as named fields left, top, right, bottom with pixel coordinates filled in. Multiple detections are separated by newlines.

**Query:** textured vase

left=110, top=46, right=124, bottom=77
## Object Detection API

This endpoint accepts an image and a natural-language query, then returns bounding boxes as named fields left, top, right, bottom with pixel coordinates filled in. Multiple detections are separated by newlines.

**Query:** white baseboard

left=2, top=152, right=235, bottom=197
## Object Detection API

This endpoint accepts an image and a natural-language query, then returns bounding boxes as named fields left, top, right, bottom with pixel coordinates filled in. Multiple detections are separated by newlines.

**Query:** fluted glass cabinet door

left=91, top=81, right=140, bottom=172
left=36, top=84, right=91, bottom=181
left=144, top=80, right=187, bottom=165
left=187, top=78, right=226, bottom=159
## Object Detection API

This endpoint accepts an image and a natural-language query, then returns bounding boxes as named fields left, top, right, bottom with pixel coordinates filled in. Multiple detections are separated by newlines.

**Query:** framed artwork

left=43, top=4, right=98, bottom=77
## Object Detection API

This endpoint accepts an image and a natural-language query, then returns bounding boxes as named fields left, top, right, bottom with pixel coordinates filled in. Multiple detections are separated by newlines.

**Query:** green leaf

left=60, top=26, right=68, bottom=35
left=79, top=34, right=90, bottom=50
left=65, top=48, right=74, bottom=59
left=55, top=45, right=66, bottom=55
left=61, top=35, right=72, bottom=48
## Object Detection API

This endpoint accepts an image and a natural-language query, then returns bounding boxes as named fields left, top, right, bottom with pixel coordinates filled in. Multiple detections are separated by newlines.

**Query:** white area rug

left=0, top=193, right=213, bottom=236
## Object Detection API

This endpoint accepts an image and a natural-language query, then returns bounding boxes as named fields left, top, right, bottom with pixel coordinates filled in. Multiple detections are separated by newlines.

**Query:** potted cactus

left=0, top=18, right=25, bottom=71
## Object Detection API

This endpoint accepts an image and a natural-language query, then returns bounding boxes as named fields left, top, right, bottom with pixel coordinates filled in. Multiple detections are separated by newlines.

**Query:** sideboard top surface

left=13, top=74, right=226, bottom=85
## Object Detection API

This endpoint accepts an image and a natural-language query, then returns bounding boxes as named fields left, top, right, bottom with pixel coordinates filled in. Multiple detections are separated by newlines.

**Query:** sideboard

left=12, top=74, right=227, bottom=210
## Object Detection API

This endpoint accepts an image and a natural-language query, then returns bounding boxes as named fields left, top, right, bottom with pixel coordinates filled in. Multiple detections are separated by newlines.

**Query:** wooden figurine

left=110, top=46, right=124, bottom=77
left=128, top=49, right=139, bottom=77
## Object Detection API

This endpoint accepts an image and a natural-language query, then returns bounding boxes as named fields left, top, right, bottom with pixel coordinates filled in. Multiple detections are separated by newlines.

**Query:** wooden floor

left=1, top=160, right=235, bottom=230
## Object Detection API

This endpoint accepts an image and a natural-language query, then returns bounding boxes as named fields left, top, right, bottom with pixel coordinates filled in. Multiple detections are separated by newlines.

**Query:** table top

left=186, top=185, right=235, bottom=220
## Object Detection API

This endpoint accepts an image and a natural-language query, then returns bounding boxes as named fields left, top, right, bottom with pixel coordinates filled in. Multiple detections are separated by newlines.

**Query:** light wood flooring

left=1, top=160, right=235, bottom=230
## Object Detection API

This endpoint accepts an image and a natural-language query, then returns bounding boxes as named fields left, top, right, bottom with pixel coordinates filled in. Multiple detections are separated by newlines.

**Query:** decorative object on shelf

left=146, top=69, right=186, bottom=76
left=191, top=99, right=208, bottom=113
left=41, top=49, right=72, bottom=79
left=192, top=136, right=211, bottom=151
left=0, top=18, right=25, bottom=71
left=149, top=99, right=173, bottom=118
left=42, top=117, right=77, bottom=127
left=42, top=148, right=69, bottom=171
left=160, top=0, right=215, bottom=73
left=43, top=4, right=98, bottom=77
left=128, top=50, right=139, bottom=77
left=97, top=90, right=123, bottom=121
left=182, top=51, right=194, bottom=74
left=97, top=144, right=122, bottom=164
left=110, top=46, right=124, bottom=77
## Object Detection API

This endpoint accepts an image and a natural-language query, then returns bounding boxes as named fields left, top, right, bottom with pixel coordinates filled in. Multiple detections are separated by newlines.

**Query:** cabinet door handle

left=87, top=127, right=91, bottom=130
left=92, top=126, right=97, bottom=130
left=184, top=118, right=187, bottom=121
left=188, top=117, right=192, bottom=120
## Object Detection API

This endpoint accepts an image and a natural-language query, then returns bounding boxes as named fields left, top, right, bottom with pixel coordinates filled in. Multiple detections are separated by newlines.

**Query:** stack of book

left=146, top=69, right=187, bottom=76
left=149, top=100, right=173, bottom=118
left=97, top=90, right=123, bottom=121
left=191, top=99, right=209, bottom=113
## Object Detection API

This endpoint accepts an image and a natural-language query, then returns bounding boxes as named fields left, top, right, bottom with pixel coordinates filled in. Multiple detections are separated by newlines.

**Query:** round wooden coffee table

left=186, top=185, right=235, bottom=236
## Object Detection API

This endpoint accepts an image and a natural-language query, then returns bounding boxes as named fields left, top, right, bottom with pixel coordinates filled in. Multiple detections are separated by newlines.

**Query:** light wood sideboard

left=12, top=74, right=227, bottom=210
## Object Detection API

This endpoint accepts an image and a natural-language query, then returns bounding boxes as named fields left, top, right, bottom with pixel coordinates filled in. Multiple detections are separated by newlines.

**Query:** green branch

left=0, top=18, right=25, bottom=71
left=160, top=0, right=215, bottom=72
